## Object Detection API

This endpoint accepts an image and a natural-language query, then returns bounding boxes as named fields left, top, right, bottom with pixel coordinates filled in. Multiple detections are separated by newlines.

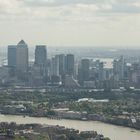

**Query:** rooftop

left=17, top=40, right=27, bottom=46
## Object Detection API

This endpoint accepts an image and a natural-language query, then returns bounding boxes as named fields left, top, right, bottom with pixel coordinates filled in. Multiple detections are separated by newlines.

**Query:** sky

left=0, top=0, right=140, bottom=47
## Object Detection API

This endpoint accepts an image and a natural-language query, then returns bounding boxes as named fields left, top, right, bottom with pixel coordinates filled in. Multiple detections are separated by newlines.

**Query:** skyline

left=0, top=0, right=140, bottom=47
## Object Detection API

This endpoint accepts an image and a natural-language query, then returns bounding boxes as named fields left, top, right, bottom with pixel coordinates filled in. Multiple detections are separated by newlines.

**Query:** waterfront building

left=35, top=45, right=47, bottom=66
left=113, top=56, right=125, bottom=81
left=34, top=45, right=47, bottom=77
left=16, top=40, right=28, bottom=73
left=118, top=56, right=125, bottom=80
left=0, top=66, right=10, bottom=85
left=84, top=81, right=96, bottom=88
left=58, top=54, right=66, bottom=76
left=8, top=45, right=17, bottom=68
left=64, top=75, right=80, bottom=88
left=51, top=55, right=59, bottom=77
left=29, top=65, right=45, bottom=86
left=98, top=62, right=104, bottom=81
left=58, top=54, right=66, bottom=84
left=65, top=54, right=75, bottom=76
left=79, top=59, right=90, bottom=85
left=50, top=55, right=60, bottom=84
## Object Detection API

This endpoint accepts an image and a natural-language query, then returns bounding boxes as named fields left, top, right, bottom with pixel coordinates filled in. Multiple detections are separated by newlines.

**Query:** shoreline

left=0, top=113, right=140, bottom=131
left=1, top=114, right=140, bottom=140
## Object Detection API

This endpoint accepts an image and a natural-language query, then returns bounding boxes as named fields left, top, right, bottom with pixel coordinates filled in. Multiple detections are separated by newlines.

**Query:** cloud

left=0, top=0, right=140, bottom=47
left=0, top=0, right=140, bottom=22
left=22, top=0, right=140, bottom=14
left=110, top=1, right=140, bottom=14
left=23, top=0, right=104, bottom=7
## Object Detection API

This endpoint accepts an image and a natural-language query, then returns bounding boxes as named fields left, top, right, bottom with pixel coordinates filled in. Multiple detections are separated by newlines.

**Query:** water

left=0, top=115, right=140, bottom=140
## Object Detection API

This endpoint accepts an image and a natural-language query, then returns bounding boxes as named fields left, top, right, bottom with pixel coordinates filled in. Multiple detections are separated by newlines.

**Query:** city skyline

left=5, top=39, right=140, bottom=89
left=0, top=0, right=140, bottom=47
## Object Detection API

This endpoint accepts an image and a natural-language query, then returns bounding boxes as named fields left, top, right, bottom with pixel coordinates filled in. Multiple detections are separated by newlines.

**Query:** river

left=0, top=115, right=140, bottom=140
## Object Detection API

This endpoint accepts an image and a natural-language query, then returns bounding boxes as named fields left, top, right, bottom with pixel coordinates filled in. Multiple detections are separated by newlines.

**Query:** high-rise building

left=113, top=56, right=125, bottom=81
left=50, top=55, right=60, bottom=84
left=8, top=45, right=17, bottom=67
left=65, top=54, right=75, bottom=76
left=34, top=45, right=47, bottom=77
left=98, top=62, right=104, bottom=81
left=79, top=59, right=90, bottom=85
left=118, top=56, right=125, bottom=80
left=58, top=54, right=65, bottom=76
left=35, top=45, right=47, bottom=66
left=51, top=55, right=59, bottom=76
left=16, top=40, right=28, bottom=72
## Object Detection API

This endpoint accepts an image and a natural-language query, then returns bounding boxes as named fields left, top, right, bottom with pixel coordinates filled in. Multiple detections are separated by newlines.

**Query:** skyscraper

left=50, top=55, right=60, bottom=84
left=118, top=56, right=125, bottom=80
left=98, top=62, right=104, bottom=81
left=16, top=40, right=28, bottom=72
left=79, top=59, right=90, bottom=85
left=51, top=55, right=59, bottom=76
left=8, top=45, right=17, bottom=68
left=65, top=54, right=75, bottom=76
left=113, top=56, right=125, bottom=81
left=58, top=54, right=65, bottom=76
left=35, top=45, right=47, bottom=66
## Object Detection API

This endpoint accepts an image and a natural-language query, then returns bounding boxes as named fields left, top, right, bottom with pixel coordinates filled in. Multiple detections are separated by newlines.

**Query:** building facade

left=16, top=40, right=28, bottom=73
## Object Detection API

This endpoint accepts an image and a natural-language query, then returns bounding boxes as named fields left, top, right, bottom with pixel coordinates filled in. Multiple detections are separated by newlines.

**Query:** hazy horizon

left=1, top=44, right=140, bottom=49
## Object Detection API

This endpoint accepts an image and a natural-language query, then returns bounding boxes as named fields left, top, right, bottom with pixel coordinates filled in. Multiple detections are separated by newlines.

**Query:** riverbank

left=0, top=114, right=140, bottom=140
left=0, top=122, right=109, bottom=140
left=47, top=113, right=140, bottom=130
left=0, top=86, right=140, bottom=131
left=1, top=111, right=140, bottom=130
left=34, top=109, right=140, bottom=130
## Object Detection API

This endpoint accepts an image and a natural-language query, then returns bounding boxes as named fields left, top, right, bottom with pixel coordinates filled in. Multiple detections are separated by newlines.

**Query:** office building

left=8, top=45, right=17, bottom=68
left=35, top=45, right=47, bottom=66
left=64, top=75, right=80, bottom=88
left=51, top=55, right=59, bottom=76
left=113, top=56, right=125, bottom=81
left=16, top=40, right=28, bottom=72
left=65, top=54, right=75, bottom=76
left=81, top=59, right=90, bottom=81
left=58, top=54, right=65, bottom=76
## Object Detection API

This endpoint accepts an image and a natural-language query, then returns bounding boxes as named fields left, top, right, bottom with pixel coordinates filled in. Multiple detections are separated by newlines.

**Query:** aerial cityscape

left=0, top=40, right=140, bottom=140
left=0, top=0, right=140, bottom=140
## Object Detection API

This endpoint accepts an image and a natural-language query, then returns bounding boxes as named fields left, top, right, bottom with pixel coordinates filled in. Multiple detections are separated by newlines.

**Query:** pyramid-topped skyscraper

left=8, top=40, right=28, bottom=73
left=17, top=40, right=27, bottom=46
left=16, top=40, right=28, bottom=72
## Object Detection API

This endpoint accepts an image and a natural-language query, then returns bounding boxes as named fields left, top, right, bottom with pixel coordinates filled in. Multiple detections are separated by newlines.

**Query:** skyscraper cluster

left=0, top=40, right=139, bottom=89
left=7, top=40, right=76, bottom=87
